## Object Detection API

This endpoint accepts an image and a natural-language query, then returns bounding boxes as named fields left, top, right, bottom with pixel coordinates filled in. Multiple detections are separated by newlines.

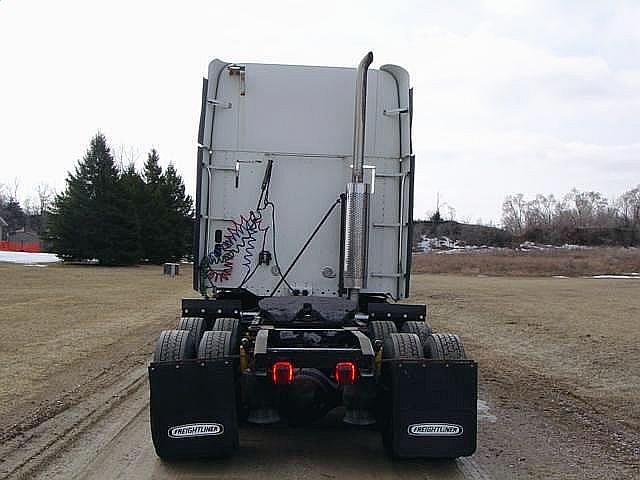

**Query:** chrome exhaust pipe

left=351, top=51, right=373, bottom=183
left=343, top=52, right=373, bottom=298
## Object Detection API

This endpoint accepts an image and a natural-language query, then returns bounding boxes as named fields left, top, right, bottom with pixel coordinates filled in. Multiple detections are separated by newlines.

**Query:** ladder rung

left=376, top=173, right=404, bottom=178
left=373, top=223, right=401, bottom=228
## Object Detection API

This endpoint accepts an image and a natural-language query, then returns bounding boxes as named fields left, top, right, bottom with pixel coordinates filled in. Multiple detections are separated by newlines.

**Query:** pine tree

left=162, top=163, right=193, bottom=260
left=2, top=198, right=25, bottom=232
left=49, top=133, right=139, bottom=265
left=120, top=163, right=146, bottom=261
left=138, top=150, right=194, bottom=263
left=140, top=149, right=170, bottom=263
left=142, top=149, right=160, bottom=182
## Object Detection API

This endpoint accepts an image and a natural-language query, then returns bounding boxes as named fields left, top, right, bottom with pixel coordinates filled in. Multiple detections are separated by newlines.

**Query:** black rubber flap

left=149, top=360, right=238, bottom=459
left=384, top=360, right=477, bottom=458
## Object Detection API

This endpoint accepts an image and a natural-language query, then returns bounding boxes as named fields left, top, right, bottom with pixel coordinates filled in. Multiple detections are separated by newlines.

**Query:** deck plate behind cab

left=258, top=295, right=357, bottom=324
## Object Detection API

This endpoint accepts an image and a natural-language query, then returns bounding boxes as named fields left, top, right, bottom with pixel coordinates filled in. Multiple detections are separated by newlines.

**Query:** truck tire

left=212, top=317, right=240, bottom=352
left=176, top=317, right=206, bottom=344
left=153, top=329, right=196, bottom=362
left=368, top=321, right=397, bottom=343
left=198, top=330, right=232, bottom=360
left=424, top=333, right=467, bottom=360
left=380, top=333, right=423, bottom=457
left=382, top=333, right=424, bottom=360
left=400, top=321, right=432, bottom=347
left=198, top=330, right=245, bottom=430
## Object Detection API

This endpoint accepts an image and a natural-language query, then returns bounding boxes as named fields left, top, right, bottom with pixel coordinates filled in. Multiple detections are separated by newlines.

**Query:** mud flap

left=148, top=359, right=238, bottom=459
left=382, top=360, right=477, bottom=458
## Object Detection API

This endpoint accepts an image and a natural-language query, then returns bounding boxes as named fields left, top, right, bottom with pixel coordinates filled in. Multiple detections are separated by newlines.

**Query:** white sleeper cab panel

left=195, top=59, right=414, bottom=299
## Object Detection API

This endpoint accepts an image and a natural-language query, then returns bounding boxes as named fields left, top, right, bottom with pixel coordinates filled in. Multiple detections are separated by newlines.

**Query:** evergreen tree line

left=49, top=133, right=193, bottom=265
left=502, top=186, right=640, bottom=246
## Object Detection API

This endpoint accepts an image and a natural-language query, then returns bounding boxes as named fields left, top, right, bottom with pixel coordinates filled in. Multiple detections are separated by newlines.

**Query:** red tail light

left=272, top=361, right=294, bottom=385
left=335, top=362, right=358, bottom=385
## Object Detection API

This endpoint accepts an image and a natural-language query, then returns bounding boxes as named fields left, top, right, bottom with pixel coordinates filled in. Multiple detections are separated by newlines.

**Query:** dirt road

left=1, top=263, right=639, bottom=479
left=1, top=365, right=489, bottom=480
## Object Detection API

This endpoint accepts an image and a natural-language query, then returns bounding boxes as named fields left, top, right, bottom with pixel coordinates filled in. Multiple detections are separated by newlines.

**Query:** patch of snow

left=591, top=275, right=640, bottom=279
left=560, top=244, right=590, bottom=250
left=414, top=237, right=596, bottom=255
left=24, top=264, right=49, bottom=268
left=552, top=275, right=569, bottom=279
left=477, top=399, right=497, bottom=423
left=0, top=251, right=61, bottom=264
left=520, top=241, right=543, bottom=250
left=416, top=236, right=461, bottom=252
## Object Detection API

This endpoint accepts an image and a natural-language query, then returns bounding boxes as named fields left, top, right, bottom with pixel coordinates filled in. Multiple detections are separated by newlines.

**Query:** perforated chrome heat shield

left=343, top=182, right=370, bottom=289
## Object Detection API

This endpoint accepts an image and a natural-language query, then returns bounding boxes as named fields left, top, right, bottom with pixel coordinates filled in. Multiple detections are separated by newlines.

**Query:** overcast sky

left=1, top=0, right=639, bottom=223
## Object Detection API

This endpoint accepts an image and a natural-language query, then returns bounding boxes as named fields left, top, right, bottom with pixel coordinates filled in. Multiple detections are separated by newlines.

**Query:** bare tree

left=11, top=177, right=20, bottom=201
left=618, top=186, right=640, bottom=226
left=36, top=183, right=54, bottom=215
left=618, top=186, right=640, bottom=244
left=0, top=183, right=7, bottom=208
left=445, top=204, right=456, bottom=222
left=502, top=187, right=639, bottom=244
left=23, top=197, right=39, bottom=216
left=502, top=194, right=526, bottom=234
left=114, top=144, right=141, bottom=171
left=565, top=189, right=610, bottom=227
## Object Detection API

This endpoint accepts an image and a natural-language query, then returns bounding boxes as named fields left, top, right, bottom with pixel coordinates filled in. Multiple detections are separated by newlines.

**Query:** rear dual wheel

left=212, top=317, right=241, bottom=353
left=153, top=329, right=196, bottom=362
left=400, top=321, right=432, bottom=346
left=392, top=322, right=467, bottom=360
left=153, top=318, right=240, bottom=362
left=150, top=327, right=238, bottom=460
left=382, top=333, right=424, bottom=360
left=198, top=330, right=232, bottom=359
left=368, top=320, right=397, bottom=342
left=369, top=320, right=433, bottom=346
left=424, top=333, right=467, bottom=360
left=380, top=332, right=467, bottom=360
left=176, top=317, right=206, bottom=344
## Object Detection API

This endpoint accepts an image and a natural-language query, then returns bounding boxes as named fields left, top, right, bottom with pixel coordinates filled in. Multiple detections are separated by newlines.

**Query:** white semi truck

left=148, top=52, right=477, bottom=460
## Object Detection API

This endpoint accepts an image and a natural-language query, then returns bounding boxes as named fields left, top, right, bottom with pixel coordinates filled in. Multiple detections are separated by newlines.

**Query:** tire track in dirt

left=1, top=367, right=492, bottom=480
left=0, top=367, right=148, bottom=480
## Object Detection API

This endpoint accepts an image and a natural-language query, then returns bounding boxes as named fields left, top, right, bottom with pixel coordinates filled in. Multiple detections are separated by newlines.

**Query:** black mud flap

left=382, top=360, right=477, bottom=459
left=149, top=359, right=238, bottom=459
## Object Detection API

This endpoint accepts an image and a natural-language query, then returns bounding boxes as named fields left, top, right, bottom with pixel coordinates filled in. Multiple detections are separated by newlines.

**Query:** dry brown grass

left=0, top=263, right=193, bottom=432
left=409, top=274, right=640, bottom=431
left=412, top=247, right=640, bottom=277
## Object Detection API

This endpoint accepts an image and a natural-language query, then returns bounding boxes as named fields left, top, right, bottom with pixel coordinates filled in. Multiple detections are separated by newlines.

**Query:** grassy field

left=412, top=247, right=640, bottom=277
left=410, top=274, right=640, bottom=430
left=1, top=261, right=638, bottom=430
left=0, top=263, right=193, bottom=434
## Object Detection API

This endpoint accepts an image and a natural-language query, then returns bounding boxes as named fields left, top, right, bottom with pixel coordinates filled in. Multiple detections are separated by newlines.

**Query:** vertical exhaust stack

left=343, top=52, right=374, bottom=303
